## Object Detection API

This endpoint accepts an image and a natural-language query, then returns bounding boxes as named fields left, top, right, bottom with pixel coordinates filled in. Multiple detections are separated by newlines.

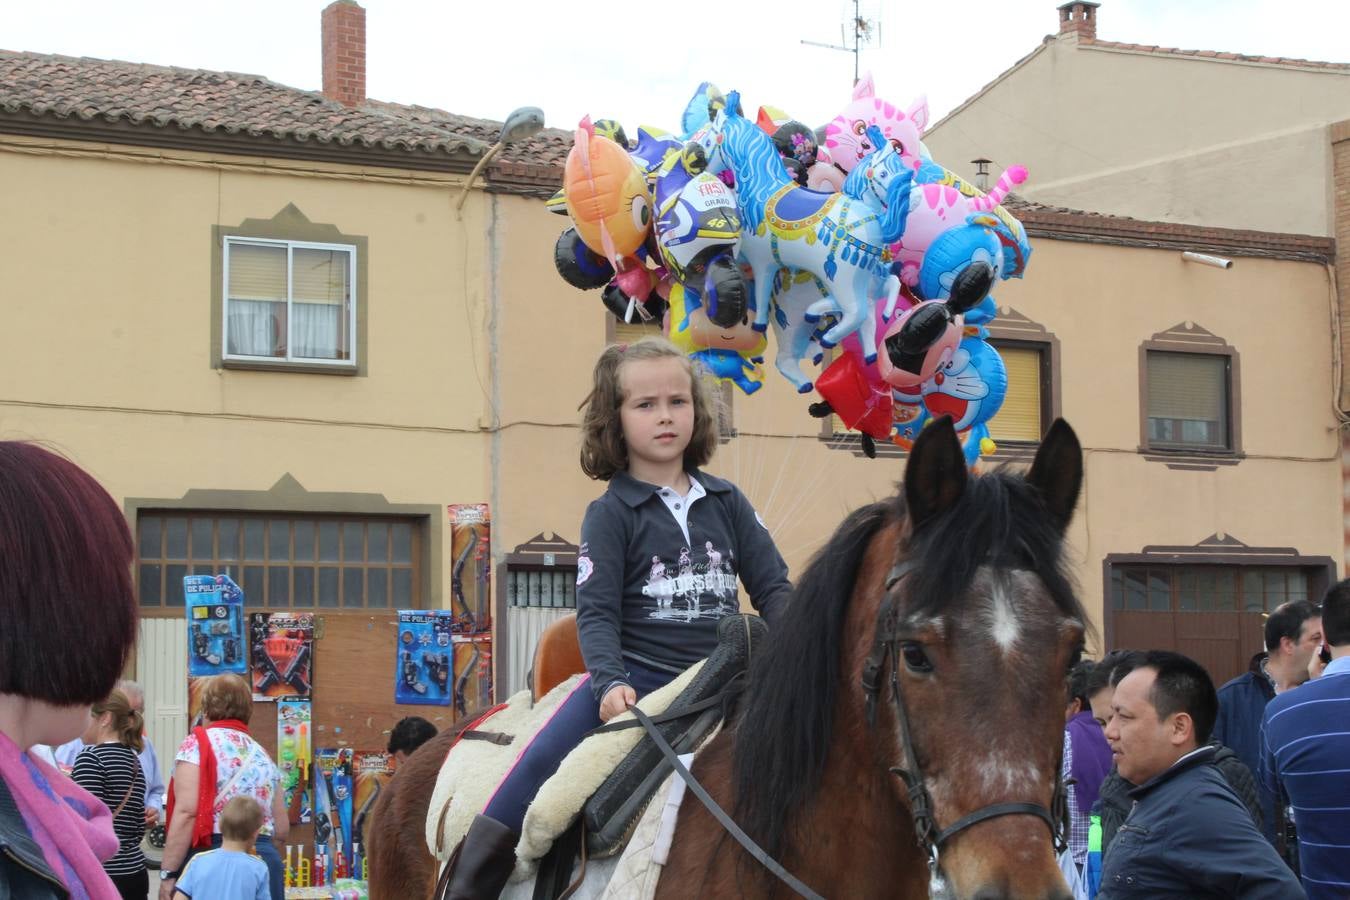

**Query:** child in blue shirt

left=172, top=796, right=269, bottom=900
left=439, top=337, right=792, bottom=898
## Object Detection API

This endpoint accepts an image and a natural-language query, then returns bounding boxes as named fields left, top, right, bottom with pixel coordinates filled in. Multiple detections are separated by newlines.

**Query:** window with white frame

left=223, top=237, right=356, bottom=366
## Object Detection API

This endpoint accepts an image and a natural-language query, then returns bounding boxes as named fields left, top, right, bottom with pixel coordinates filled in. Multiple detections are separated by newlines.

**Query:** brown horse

left=368, top=417, right=1087, bottom=899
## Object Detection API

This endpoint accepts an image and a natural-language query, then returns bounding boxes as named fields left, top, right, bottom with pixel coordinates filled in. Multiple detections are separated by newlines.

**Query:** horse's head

left=865, top=417, right=1085, bottom=898
left=732, top=418, right=1084, bottom=898
left=843, top=125, right=906, bottom=206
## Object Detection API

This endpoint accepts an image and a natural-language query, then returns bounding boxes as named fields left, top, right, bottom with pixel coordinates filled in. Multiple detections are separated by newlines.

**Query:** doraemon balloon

left=920, top=337, right=1007, bottom=434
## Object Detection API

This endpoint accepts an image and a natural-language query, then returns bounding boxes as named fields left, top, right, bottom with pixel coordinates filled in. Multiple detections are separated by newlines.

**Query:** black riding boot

left=436, top=813, right=519, bottom=900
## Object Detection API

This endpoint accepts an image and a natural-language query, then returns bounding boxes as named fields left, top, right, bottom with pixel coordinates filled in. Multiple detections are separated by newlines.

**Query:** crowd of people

left=1061, top=590, right=1349, bottom=900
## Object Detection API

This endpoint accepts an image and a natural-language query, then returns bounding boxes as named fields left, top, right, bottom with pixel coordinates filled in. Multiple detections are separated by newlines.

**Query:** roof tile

left=1085, top=39, right=1350, bottom=70
left=0, top=49, right=568, bottom=172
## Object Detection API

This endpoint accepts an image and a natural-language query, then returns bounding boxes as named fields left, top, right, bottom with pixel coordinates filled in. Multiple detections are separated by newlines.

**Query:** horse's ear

left=1027, top=419, right=1082, bottom=533
left=904, top=416, right=967, bottom=531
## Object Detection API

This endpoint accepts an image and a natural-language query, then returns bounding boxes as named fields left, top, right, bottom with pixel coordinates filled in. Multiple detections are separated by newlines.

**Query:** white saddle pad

left=424, top=660, right=704, bottom=883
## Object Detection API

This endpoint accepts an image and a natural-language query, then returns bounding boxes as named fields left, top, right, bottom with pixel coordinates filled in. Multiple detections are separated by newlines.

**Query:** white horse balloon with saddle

left=692, top=93, right=912, bottom=391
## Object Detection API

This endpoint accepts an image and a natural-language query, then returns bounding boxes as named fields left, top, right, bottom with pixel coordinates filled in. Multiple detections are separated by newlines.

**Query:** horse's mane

left=717, top=111, right=788, bottom=236
left=731, top=468, right=1084, bottom=860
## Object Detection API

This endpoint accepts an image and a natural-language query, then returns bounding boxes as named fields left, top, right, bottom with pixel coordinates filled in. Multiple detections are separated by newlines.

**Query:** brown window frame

left=136, top=511, right=422, bottom=615
left=1139, top=323, right=1243, bottom=469
left=1103, top=537, right=1334, bottom=684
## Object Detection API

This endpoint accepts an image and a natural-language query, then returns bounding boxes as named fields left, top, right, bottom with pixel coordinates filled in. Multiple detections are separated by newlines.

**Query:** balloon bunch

left=548, top=75, right=1033, bottom=466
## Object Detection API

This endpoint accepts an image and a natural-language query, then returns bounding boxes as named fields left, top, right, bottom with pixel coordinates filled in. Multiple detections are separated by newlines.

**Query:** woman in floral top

left=158, top=675, right=288, bottom=900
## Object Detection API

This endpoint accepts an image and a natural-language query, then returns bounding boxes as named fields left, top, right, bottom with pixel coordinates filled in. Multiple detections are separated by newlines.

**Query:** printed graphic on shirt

left=642, top=541, right=739, bottom=621
left=576, top=543, right=594, bottom=586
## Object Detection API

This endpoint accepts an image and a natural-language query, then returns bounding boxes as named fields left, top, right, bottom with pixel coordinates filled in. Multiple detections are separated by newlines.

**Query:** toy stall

left=178, top=505, right=494, bottom=898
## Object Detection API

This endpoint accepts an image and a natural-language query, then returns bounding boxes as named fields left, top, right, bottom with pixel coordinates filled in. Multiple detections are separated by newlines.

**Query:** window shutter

left=293, top=248, right=351, bottom=306
left=988, top=346, right=1043, bottom=441
left=612, top=320, right=664, bottom=345
left=227, top=242, right=286, bottom=301
left=1147, top=352, right=1226, bottom=421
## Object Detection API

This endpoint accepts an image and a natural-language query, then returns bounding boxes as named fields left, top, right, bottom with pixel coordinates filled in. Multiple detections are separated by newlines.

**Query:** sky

left=7, top=0, right=1349, bottom=134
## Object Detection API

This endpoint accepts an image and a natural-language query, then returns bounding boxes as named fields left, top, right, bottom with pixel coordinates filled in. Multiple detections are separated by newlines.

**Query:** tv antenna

left=801, top=0, right=880, bottom=84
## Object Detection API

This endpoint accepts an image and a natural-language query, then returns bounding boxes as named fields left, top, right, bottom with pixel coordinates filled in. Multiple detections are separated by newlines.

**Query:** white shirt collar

left=655, top=476, right=706, bottom=544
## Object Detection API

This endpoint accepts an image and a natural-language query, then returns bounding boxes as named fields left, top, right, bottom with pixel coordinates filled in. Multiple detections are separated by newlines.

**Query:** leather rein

left=860, top=558, right=1069, bottom=884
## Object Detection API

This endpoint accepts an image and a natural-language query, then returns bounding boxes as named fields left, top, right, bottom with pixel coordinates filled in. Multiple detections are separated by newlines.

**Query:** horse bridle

left=860, top=558, right=1069, bottom=882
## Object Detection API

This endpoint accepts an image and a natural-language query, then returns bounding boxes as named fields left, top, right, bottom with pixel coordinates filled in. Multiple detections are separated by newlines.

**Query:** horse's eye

left=900, top=642, right=932, bottom=674
left=1067, top=646, right=1084, bottom=672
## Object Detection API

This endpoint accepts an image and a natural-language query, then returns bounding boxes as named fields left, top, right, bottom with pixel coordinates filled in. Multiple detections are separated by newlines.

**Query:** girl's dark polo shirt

left=574, top=469, right=791, bottom=699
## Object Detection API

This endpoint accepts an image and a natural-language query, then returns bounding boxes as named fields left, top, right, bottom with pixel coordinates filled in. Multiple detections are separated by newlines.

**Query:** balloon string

left=768, top=428, right=849, bottom=544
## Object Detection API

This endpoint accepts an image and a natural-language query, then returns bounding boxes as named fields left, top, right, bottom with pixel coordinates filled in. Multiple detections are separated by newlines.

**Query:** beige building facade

left=924, top=1, right=1350, bottom=237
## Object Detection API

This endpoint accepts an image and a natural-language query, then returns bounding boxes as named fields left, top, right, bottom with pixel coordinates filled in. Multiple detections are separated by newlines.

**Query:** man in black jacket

left=1098, top=651, right=1303, bottom=899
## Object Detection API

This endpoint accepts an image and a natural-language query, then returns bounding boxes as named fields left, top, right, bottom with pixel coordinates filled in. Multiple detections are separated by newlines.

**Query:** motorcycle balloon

left=702, top=252, right=748, bottom=329
left=601, top=282, right=667, bottom=324
left=554, top=228, right=614, bottom=290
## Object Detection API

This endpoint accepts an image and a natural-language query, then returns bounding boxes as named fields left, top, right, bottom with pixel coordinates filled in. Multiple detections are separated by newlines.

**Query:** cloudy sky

left=9, top=1, right=1348, bottom=134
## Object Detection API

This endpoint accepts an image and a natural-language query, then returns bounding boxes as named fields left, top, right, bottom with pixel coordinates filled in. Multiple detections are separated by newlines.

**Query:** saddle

left=425, top=614, right=767, bottom=887
left=530, top=613, right=586, bottom=701
left=579, top=614, right=766, bottom=857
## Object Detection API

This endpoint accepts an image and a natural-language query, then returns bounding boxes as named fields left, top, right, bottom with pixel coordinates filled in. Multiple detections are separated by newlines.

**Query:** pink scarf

left=0, top=730, right=120, bottom=900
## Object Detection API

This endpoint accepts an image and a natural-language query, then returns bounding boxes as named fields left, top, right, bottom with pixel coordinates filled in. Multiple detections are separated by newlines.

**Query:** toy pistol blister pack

left=277, top=699, right=312, bottom=824
left=251, top=612, right=314, bottom=700
left=184, top=574, right=247, bottom=677
left=394, top=610, right=454, bottom=706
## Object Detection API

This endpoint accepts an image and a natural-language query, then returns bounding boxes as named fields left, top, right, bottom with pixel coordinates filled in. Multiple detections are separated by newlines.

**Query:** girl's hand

left=599, top=684, right=636, bottom=723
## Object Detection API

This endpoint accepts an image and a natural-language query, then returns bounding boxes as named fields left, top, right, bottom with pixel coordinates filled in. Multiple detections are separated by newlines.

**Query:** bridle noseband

left=860, top=558, right=1069, bottom=881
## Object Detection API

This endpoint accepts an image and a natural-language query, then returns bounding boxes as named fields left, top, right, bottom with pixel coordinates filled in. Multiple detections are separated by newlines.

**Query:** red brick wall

left=321, top=0, right=365, bottom=109
left=1058, top=2, right=1098, bottom=41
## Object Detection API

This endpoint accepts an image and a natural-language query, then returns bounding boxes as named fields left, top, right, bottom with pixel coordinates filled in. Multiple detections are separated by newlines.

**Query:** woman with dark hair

left=0, top=441, right=138, bottom=900
left=159, top=674, right=288, bottom=900
left=72, top=689, right=148, bottom=900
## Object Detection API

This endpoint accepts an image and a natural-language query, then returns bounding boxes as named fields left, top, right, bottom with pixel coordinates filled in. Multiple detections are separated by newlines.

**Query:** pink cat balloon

left=813, top=72, right=929, bottom=192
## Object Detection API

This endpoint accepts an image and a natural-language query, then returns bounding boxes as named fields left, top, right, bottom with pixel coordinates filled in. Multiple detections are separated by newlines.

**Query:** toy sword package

left=448, top=504, right=491, bottom=634
left=351, top=750, right=394, bottom=880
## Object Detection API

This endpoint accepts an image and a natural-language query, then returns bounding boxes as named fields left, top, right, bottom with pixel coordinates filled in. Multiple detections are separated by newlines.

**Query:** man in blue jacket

left=1213, top=600, right=1322, bottom=843
left=1099, top=650, right=1303, bottom=899
left=1261, top=580, right=1350, bottom=899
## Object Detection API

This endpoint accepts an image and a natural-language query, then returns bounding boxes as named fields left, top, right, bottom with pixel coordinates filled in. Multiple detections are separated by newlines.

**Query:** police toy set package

left=393, top=610, right=455, bottom=705
left=184, top=574, right=247, bottom=677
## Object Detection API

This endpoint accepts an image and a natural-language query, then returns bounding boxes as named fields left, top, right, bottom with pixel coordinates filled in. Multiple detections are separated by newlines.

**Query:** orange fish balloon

left=564, top=116, right=652, bottom=299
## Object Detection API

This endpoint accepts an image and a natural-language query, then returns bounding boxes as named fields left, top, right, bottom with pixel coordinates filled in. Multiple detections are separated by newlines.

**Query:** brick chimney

left=322, top=0, right=365, bottom=108
left=1057, top=1, right=1100, bottom=41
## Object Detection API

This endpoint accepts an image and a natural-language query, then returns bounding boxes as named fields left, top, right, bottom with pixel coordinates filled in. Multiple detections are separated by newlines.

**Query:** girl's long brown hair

left=579, top=338, right=720, bottom=481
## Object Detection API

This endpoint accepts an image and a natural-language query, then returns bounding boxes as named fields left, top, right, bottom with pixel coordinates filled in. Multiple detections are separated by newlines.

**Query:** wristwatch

left=159, top=869, right=179, bottom=881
